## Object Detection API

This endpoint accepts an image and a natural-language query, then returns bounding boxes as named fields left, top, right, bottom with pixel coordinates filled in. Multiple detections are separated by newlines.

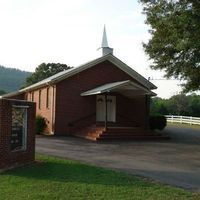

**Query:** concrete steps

left=73, top=126, right=105, bottom=141
left=73, top=124, right=169, bottom=141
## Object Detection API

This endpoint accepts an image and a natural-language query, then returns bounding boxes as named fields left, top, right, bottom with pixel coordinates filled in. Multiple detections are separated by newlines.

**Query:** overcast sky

left=0, top=0, right=186, bottom=98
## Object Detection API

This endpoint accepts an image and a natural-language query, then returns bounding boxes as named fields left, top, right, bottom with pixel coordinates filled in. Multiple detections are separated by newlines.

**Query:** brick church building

left=4, top=27, right=159, bottom=141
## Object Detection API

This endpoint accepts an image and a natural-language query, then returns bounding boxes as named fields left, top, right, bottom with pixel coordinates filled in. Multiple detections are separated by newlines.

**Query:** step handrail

left=68, top=112, right=96, bottom=127
left=117, top=113, right=139, bottom=126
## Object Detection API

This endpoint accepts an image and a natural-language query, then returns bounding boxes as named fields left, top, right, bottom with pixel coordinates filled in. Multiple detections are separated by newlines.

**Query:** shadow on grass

left=2, top=155, right=145, bottom=188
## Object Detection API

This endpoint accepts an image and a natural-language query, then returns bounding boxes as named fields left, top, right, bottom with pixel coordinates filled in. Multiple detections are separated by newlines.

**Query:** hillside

left=0, top=65, right=31, bottom=93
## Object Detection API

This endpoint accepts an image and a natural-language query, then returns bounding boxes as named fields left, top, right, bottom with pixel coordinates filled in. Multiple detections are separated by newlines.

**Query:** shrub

left=36, top=115, right=47, bottom=134
left=149, top=115, right=167, bottom=130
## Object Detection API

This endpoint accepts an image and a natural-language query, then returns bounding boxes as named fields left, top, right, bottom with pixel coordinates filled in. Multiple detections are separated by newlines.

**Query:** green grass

left=0, top=155, right=199, bottom=200
left=167, top=122, right=200, bottom=130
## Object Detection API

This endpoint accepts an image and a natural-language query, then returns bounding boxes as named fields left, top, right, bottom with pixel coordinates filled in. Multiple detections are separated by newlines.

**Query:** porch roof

left=81, top=80, right=156, bottom=98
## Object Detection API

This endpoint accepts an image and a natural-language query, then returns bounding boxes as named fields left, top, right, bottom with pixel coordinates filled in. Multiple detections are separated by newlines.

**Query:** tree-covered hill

left=0, top=65, right=31, bottom=93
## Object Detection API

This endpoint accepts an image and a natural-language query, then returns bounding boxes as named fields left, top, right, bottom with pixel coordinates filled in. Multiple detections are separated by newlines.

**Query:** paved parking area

left=36, top=124, right=200, bottom=191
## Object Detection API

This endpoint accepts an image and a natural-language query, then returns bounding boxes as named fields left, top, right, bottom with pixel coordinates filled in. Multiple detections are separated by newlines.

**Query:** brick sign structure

left=0, top=98, right=36, bottom=171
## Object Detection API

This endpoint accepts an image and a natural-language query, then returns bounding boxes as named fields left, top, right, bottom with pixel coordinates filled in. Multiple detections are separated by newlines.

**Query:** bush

left=149, top=115, right=167, bottom=130
left=36, top=115, right=47, bottom=134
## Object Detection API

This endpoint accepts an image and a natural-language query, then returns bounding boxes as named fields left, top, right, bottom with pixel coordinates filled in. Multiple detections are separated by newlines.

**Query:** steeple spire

left=99, top=25, right=113, bottom=56
left=102, top=25, right=109, bottom=47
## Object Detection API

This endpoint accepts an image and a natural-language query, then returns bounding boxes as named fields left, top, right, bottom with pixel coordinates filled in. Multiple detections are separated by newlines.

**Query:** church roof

left=22, top=54, right=156, bottom=90
left=3, top=53, right=157, bottom=98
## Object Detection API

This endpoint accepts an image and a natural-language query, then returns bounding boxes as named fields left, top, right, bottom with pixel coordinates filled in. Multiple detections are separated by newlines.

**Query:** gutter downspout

left=145, top=94, right=150, bottom=130
left=46, top=83, right=56, bottom=135
left=51, top=85, right=56, bottom=134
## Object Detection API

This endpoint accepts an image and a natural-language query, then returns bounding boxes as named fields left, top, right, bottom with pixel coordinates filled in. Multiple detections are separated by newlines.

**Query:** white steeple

left=102, top=25, right=109, bottom=47
left=100, top=25, right=113, bottom=56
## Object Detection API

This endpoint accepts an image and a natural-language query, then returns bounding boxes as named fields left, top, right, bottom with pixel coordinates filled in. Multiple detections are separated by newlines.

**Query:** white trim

left=12, top=105, right=30, bottom=108
left=81, top=80, right=130, bottom=96
left=81, top=80, right=156, bottom=97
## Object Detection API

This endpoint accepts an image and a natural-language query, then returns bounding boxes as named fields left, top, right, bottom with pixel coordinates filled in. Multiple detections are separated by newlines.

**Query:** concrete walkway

left=36, top=124, right=200, bottom=191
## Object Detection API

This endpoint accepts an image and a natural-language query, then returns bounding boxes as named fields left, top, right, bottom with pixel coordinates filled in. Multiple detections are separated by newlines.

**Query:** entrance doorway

left=96, top=95, right=116, bottom=122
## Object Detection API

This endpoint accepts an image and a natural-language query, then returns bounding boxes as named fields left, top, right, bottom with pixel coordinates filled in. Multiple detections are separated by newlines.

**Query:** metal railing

left=165, top=115, right=200, bottom=126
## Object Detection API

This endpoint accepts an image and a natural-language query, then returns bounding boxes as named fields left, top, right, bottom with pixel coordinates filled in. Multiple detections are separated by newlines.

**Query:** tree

left=187, top=93, right=200, bottom=116
left=0, top=90, right=6, bottom=95
left=150, top=97, right=168, bottom=115
left=168, top=94, right=189, bottom=115
left=0, top=65, right=31, bottom=92
left=150, top=93, right=200, bottom=117
left=140, top=0, right=200, bottom=92
left=25, top=63, right=72, bottom=86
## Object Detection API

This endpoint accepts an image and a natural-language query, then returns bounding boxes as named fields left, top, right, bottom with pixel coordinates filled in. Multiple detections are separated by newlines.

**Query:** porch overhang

left=81, top=80, right=156, bottom=98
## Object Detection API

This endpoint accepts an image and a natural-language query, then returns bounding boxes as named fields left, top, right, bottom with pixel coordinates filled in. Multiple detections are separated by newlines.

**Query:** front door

left=96, top=95, right=116, bottom=122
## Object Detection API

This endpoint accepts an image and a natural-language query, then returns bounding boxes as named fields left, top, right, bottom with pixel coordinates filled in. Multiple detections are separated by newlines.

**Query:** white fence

left=165, top=115, right=200, bottom=126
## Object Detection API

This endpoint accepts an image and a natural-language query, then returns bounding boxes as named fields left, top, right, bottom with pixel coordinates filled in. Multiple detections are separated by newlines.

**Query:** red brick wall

left=116, top=94, right=147, bottom=127
left=0, top=99, right=36, bottom=171
left=26, top=86, right=55, bottom=134
left=5, top=60, right=150, bottom=136
left=6, top=93, right=26, bottom=100
left=55, top=60, right=148, bottom=135
left=7, top=86, right=56, bottom=134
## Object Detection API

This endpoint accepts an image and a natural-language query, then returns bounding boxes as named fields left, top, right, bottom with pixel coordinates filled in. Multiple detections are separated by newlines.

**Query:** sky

left=0, top=0, right=187, bottom=98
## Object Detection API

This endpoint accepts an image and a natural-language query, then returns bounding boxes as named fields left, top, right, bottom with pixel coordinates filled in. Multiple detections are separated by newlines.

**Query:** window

left=31, top=92, right=34, bottom=101
left=46, top=88, right=49, bottom=109
left=29, top=92, right=32, bottom=101
left=39, top=90, right=41, bottom=109
left=11, top=106, right=28, bottom=151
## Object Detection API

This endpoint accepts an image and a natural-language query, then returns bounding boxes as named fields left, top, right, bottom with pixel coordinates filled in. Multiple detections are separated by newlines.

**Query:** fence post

left=190, top=116, right=192, bottom=125
left=180, top=116, right=183, bottom=124
left=171, top=115, right=173, bottom=123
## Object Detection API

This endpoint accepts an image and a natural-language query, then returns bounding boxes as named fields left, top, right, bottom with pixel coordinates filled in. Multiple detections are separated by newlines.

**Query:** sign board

left=11, top=106, right=27, bottom=151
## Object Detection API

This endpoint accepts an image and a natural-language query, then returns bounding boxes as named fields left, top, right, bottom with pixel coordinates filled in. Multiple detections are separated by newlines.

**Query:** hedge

left=149, top=115, right=167, bottom=130
left=36, top=115, right=47, bottom=134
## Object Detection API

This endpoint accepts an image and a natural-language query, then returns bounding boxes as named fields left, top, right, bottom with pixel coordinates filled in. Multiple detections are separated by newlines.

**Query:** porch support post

left=145, top=94, right=150, bottom=129
left=105, top=93, right=108, bottom=131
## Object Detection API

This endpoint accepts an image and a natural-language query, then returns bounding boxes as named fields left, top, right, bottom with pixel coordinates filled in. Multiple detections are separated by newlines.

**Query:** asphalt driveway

left=36, top=124, right=200, bottom=191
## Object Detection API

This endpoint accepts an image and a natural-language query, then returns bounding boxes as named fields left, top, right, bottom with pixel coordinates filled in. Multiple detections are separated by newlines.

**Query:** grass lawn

left=167, top=122, right=200, bottom=130
left=0, top=155, right=199, bottom=200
